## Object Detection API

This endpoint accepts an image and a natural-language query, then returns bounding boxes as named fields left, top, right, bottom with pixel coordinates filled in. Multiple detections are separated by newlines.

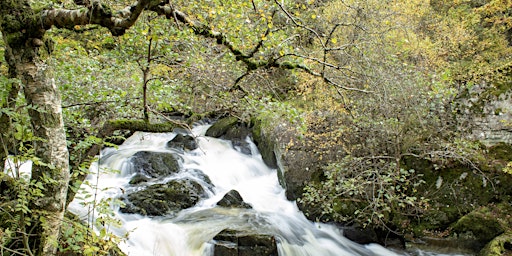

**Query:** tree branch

left=41, top=0, right=157, bottom=36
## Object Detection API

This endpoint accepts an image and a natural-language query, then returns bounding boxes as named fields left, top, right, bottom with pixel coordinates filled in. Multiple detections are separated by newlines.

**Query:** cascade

left=68, top=124, right=468, bottom=256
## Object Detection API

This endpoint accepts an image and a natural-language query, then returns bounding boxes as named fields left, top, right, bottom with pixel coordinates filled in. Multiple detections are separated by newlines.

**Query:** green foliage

left=301, top=158, right=427, bottom=228
left=62, top=173, right=126, bottom=255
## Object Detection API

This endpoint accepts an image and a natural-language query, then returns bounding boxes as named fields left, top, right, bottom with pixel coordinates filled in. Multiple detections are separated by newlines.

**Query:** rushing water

left=68, top=125, right=471, bottom=256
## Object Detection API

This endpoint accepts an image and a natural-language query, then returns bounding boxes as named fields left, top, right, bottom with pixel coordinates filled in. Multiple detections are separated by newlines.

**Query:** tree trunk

left=7, top=41, right=70, bottom=255
left=23, top=51, right=70, bottom=256
left=1, top=1, right=71, bottom=252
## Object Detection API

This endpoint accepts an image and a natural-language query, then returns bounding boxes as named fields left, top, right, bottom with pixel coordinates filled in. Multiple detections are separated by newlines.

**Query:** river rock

left=212, top=229, right=278, bottom=256
left=216, top=189, right=252, bottom=209
left=206, top=117, right=252, bottom=155
left=129, top=151, right=180, bottom=179
left=205, top=117, right=239, bottom=138
left=166, top=134, right=198, bottom=151
left=120, top=178, right=206, bottom=216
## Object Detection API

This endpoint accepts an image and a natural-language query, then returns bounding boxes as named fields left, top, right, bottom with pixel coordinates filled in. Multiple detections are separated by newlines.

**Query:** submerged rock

left=216, top=189, right=252, bottom=209
left=120, top=178, right=206, bottom=216
left=130, top=151, right=180, bottom=178
left=212, top=229, right=278, bottom=256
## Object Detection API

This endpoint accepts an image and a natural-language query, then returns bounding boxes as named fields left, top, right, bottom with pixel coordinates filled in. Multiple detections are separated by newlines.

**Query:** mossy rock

left=479, top=231, right=512, bottom=256
left=216, top=189, right=252, bottom=209
left=206, top=117, right=253, bottom=154
left=166, top=134, right=198, bottom=151
left=120, top=178, right=206, bottom=216
left=205, top=117, right=239, bottom=138
left=488, top=142, right=512, bottom=162
left=452, top=204, right=511, bottom=244
left=251, top=117, right=278, bottom=169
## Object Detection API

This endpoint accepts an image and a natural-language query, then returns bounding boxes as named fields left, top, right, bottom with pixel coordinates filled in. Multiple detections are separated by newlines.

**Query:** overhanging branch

left=41, top=0, right=156, bottom=36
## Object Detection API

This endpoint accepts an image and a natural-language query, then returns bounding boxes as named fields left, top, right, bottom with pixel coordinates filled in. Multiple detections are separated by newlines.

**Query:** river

left=68, top=124, right=473, bottom=256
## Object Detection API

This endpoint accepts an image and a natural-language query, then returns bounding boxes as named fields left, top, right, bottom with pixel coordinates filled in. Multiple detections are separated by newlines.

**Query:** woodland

left=1, top=0, right=512, bottom=255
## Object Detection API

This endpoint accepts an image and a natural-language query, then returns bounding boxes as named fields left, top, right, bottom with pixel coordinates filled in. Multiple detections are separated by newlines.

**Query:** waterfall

left=68, top=125, right=466, bottom=256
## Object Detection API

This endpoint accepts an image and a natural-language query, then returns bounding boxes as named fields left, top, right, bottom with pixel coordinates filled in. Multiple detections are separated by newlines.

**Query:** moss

left=452, top=204, right=510, bottom=243
left=488, top=142, right=512, bottom=162
left=479, top=231, right=512, bottom=256
left=403, top=154, right=512, bottom=235
left=205, top=116, right=239, bottom=137
left=106, top=119, right=177, bottom=133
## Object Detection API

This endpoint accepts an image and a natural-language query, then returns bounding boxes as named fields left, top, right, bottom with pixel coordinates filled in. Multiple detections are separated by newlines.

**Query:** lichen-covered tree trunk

left=1, top=1, right=70, bottom=255
left=18, top=47, right=70, bottom=256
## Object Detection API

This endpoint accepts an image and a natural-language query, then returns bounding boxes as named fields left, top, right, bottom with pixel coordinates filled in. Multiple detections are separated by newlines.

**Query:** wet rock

left=167, top=134, right=198, bottom=151
left=128, top=173, right=150, bottom=185
left=205, top=117, right=239, bottom=138
left=213, top=229, right=278, bottom=256
left=120, top=178, right=205, bottom=216
left=206, top=117, right=252, bottom=155
left=187, top=169, right=214, bottom=191
left=251, top=118, right=278, bottom=169
left=342, top=225, right=380, bottom=245
left=216, top=190, right=252, bottom=209
left=130, top=151, right=180, bottom=178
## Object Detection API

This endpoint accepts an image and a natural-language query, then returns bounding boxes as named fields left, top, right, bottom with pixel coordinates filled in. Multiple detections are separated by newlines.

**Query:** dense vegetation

left=1, top=0, right=512, bottom=255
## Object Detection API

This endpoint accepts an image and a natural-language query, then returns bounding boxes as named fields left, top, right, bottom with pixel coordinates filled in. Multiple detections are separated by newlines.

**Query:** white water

left=68, top=125, right=456, bottom=256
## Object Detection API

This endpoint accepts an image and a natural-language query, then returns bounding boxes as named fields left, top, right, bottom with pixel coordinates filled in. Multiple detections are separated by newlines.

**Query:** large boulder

left=216, top=190, right=252, bottom=209
left=120, top=178, right=206, bottom=216
left=129, top=151, right=180, bottom=179
left=212, top=229, right=278, bottom=256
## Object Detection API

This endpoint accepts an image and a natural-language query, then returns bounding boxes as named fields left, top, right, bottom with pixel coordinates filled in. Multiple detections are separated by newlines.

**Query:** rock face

left=129, top=151, right=180, bottom=179
left=120, top=178, right=206, bottom=216
left=251, top=117, right=327, bottom=201
left=216, top=190, right=252, bottom=209
left=458, top=84, right=512, bottom=145
left=212, top=229, right=278, bottom=256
